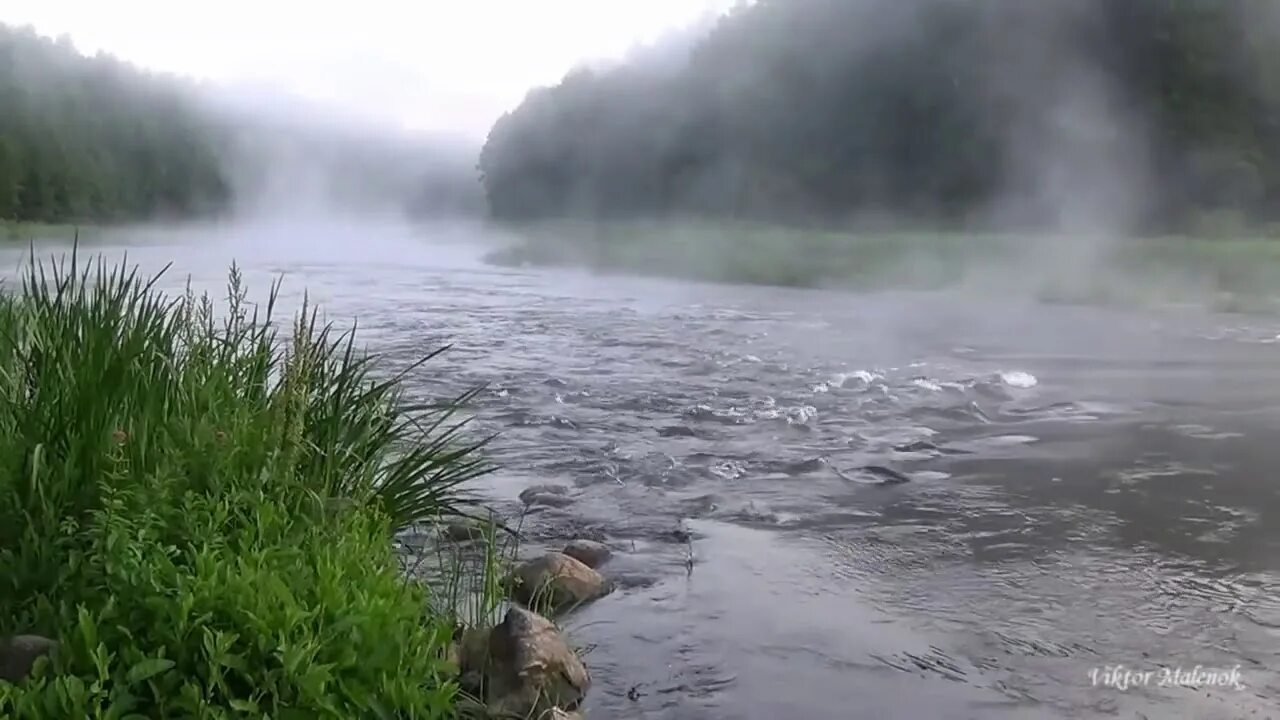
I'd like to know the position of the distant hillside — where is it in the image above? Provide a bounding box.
[480,0,1280,234]
[0,25,230,223]
[0,24,484,225]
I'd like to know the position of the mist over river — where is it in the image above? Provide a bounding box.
[9,221,1279,719]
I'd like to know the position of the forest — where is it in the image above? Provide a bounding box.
[0,25,230,223]
[479,0,1280,235]
[0,24,484,225]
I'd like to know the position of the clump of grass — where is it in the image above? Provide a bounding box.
[0,249,492,717]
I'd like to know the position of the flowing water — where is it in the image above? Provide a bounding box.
[7,220,1280,719]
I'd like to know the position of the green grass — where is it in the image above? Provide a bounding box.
[1,221,91,242]
[488,219,1280,311]
[487,219,1013,289]
[0,250,495,717]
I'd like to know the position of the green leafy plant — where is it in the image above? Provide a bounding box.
[0,249,494,717]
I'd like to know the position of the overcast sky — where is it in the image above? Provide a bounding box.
[2,0,732,139]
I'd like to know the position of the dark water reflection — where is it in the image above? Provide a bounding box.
[6,222,1280,719]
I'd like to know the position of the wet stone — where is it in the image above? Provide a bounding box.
[562,539,612,568]
[0,635,57,683]
[441,520,492,542]
[486,607,590,717]
[658,425,697,438]
[861,465,912,485]
[519,484,572,506]
[510,552,612,614]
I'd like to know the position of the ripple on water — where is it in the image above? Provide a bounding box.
[1170,423,1246,440]
[958,434,1039,453]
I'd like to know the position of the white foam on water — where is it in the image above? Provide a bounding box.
[786,405,818,425]
[710,459,747,480]
[999,371,1039,389]
[982,434,1038,445]
[832,369,884,388]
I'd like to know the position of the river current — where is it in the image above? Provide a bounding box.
[8,220,1279,719]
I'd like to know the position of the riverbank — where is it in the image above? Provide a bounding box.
[1,221,96,242]
[486,219,1280,312]
[0,252,537,716]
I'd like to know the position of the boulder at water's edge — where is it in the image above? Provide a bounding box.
[486,607,590,716]
[510,552,612,613]
[0,635,57,683]
[562,539,612,569]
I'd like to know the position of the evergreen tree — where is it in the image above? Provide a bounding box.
[16,167,46,222]
[0,24,230,223]
[0,139,17,219]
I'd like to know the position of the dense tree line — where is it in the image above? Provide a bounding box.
[0,25,482,225]
[480,0,1280,233]
[0,25,231,223]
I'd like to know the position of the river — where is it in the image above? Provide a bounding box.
[7,219,1279,719]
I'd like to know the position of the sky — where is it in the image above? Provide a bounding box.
[1,0,733,139]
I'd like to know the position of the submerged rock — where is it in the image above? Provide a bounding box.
[519,484,573,507]
[894,440,970,456]
[523,492,576,509]
[0,635,57,683]
[861,465,912,485]
[510,552,612,613]
[658,425,697,438]
[487,607,590,717]
[451,626,494,698]
[783,457,826,475]
[666,526,694,544]
[441,520,488,542]
[562,539,612,569]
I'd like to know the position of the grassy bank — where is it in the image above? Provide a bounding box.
[1,221,92,242]
[485,219,1010,289]
[0,252,492,717]
[487,219,1280,311]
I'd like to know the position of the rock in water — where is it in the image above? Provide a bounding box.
[562,539,612,568]
[861,465,911,485]
[523,492,576,509]
[441,521,487,542]
[487,607,590,717]
[658,425,697,438]
[449,626,493,697]
[519,484,572,507]
[0,635,57,683]
[510,552,612,613]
